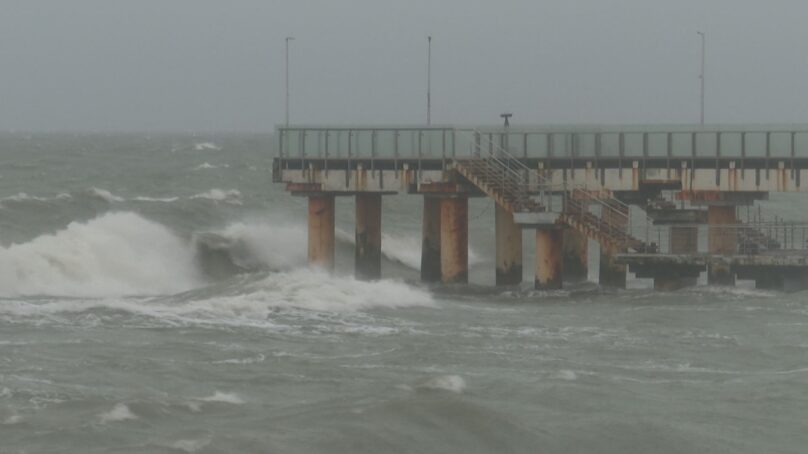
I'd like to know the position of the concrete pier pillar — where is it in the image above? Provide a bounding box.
[535,228,563,290]
[708,206,737,285]
[562,228,588,283]
[599,244,627,289]
[655,225,699,290]
[355,193,382,280]
[308,194,335,270]
[440,196,469,284]
[421,197,442,282]
[495,204,522,286]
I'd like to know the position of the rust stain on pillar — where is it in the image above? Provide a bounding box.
[707,205,736,285]
[308,194,335,270]
[655,226,699,290]
[535,228,563,290]
[420,197,442,282]
[495,204,523,286]
[440,196,468,284]
[562,228,588,283]
[355,193,382,280]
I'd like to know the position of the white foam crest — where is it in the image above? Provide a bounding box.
[193,162,229,171]
[133,196,180,203]
[190,189,242,205]
[0,212,203,297]
[2,415,23,425]
[170,439,211,453]
[197,391,244,405]
[1,192,72,203]
[89,187,125,203]
[416,375,466,393]
[193,142,222,151]
[224,269,434,312]
[99,403,138,423]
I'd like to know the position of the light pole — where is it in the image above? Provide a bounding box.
[427,36,432,125]
[697,31,705,125]
[285,36,295,127]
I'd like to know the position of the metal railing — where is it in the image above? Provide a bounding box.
[640,223,808,255]
[277,125,808,161]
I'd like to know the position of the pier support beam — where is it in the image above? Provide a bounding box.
[421,197,442,283]
[495,204,522,286]
[599,244,627,289]
[708,206,737,285]
[308,194,335,270]
[440,196,468,284]
[355,193,382,280]
[535,228,563,290]
[563,228,588,283]
[654,226,699,290]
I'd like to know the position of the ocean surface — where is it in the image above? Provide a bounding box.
[1,133,807,453]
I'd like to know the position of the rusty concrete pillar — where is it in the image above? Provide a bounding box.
[421,196,442,282]
[440,196,468,284]
[355,193,382,280]
[308,194,335,270]
[562,228,588,283]
[655,225,699,290]
[535,228,563,290]
[495,204,522,286]
[708,205,737,285]
[599,244,627,289]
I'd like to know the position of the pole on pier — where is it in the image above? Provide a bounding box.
[355,193,382,280]
[495,204,522,286]
[535,228,563,290]
[440,196,468,284]
[308,194,335,270]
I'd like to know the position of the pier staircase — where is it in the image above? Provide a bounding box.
[454,132,655,253]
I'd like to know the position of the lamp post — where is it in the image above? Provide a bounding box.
[427,36,432,125]
[697,31,705,125]
[285,36,295,127]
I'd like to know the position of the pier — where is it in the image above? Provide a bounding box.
[272,125,808,292]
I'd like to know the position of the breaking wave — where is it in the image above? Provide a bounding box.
[0,212,203,297]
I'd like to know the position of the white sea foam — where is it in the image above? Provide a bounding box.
[0,192,72,204]
[193,162,229,170]
[2,415,23,425]
[133,196,180,203]
[0,212,203,297]
[99,403,138,423]
[89,187,125,203]
[170,438,211,453]
[197,391,245,405]
[190,189,242,205]
[193,142,222,151]
[417,375,466,393]
[554,370,578,380]
[222,269,435,312]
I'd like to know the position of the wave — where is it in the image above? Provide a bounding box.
[0,212,203,297]
[193,162,229,171]
[88,187,125,203]
[192,222,307,274]
[193,142,222,151]
[190,189,242,205]
[99,403,138,423]
[0,192,71,204]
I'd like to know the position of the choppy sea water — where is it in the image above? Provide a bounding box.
[1,133,807,453]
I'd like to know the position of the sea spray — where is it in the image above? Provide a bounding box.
[0,212,203,297]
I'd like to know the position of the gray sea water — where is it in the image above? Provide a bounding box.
[1,133,807,453]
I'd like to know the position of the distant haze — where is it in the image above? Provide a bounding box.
[1,0,807,132]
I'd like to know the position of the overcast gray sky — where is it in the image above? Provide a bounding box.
[1,0,807,131]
